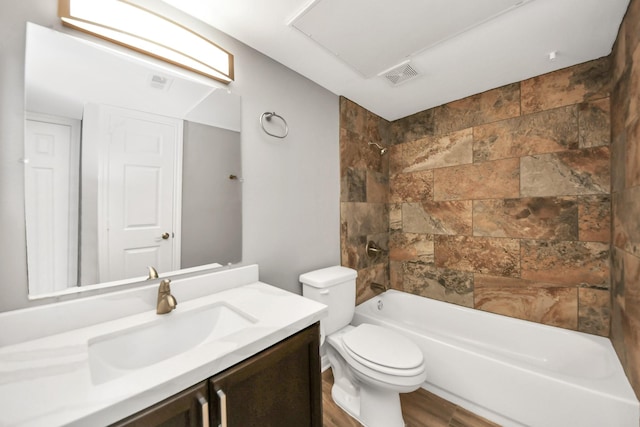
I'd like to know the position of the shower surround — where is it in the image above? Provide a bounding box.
[340,56,612,336]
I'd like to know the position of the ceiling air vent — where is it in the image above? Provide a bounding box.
[381,62,420,86]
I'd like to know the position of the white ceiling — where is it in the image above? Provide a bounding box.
[161,0,630,121]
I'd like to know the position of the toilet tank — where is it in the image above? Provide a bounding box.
[300,266,357,336]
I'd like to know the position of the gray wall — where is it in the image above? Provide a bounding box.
[0,0,340,311]
[181,122,242,268]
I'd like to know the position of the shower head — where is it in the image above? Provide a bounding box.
[368,141,388,155]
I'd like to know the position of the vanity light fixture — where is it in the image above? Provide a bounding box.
[58,0,234,84]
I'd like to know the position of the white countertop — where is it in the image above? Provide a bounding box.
[0,267,326,426]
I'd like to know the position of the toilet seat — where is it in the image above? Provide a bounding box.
[342,324,425,377]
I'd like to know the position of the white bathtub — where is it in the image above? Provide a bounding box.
[352,290,640,427]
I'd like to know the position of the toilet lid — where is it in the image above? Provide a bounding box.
[342,324,424,370]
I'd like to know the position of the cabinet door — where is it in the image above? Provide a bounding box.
[111,381,209,427]
[209,322,322,427]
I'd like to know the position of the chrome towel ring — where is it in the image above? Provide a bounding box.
[260,111,288,139]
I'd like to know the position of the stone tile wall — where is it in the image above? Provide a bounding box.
[340,98,391,304]
[610,0,640,399]
[388,58,611,335]
[341,56,612,335]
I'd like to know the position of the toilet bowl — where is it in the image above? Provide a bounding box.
[326,325,427,427]
[299,266,427,427]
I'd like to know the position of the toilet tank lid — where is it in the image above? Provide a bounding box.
[299,266,357,288]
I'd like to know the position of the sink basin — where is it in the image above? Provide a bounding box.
[88,303,254,384]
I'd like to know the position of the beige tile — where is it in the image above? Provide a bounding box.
[520,147,610,197]
[389,232,435,263]
[434,158,520,201]
[403,201,473,236]
[403,128,473,173]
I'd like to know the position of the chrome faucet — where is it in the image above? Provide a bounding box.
[157,279,177,314]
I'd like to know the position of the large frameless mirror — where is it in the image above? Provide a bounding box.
[24,23,242,297]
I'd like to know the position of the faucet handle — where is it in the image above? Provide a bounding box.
[147,266,159,280]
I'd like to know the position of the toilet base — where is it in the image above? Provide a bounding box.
[331,372,406,427]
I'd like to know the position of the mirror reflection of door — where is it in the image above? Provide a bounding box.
[83,104,182,283]
[24,114,80,294]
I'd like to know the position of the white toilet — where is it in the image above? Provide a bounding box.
[300,266,427,427]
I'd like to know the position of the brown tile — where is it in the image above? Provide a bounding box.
[402,262,474,307]
[621,250,640,396]
[521,240,610,287]
[340,96,389,143]
[520,147,610,197]
[435,235,520,277]
[390,170,433,203]
[390,108,436,144]
[389,260,403,290]
[389,202,403,231]
[433,158,520,201]
[473,106,578,162]
[628,44,640,127]
[389,143,404,175]
[403,201,472,236]
[433,83,521,135]
[474,274,578,329]
[403,128,473,173]
[340,97,367,135]
[341,168,366,202]
[578,194,611,243]
[625,117,640,188]
[610,247,626,367]
[521,57,611,115]
[340,128,384,175]
[341,202,388,238]
[610,133,627,195]
[579,98,611,148]
[355,263,387,305]
[473,197,578,240]
[389,232,434,263]
[366,170,388,203]
[613,186,640,257]
[578,287,611,336]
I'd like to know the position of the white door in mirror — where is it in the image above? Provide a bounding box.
[86,104,183,282]
[24,115,80,293]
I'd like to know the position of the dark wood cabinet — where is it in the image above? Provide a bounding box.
[111,322,321,427]
[209,322,322,427]
[112,381,208,427]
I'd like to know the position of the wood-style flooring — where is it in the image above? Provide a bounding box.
[322,370,501,427]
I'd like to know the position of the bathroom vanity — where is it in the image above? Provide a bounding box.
[0,265,326,426]
[114,323,321,426]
